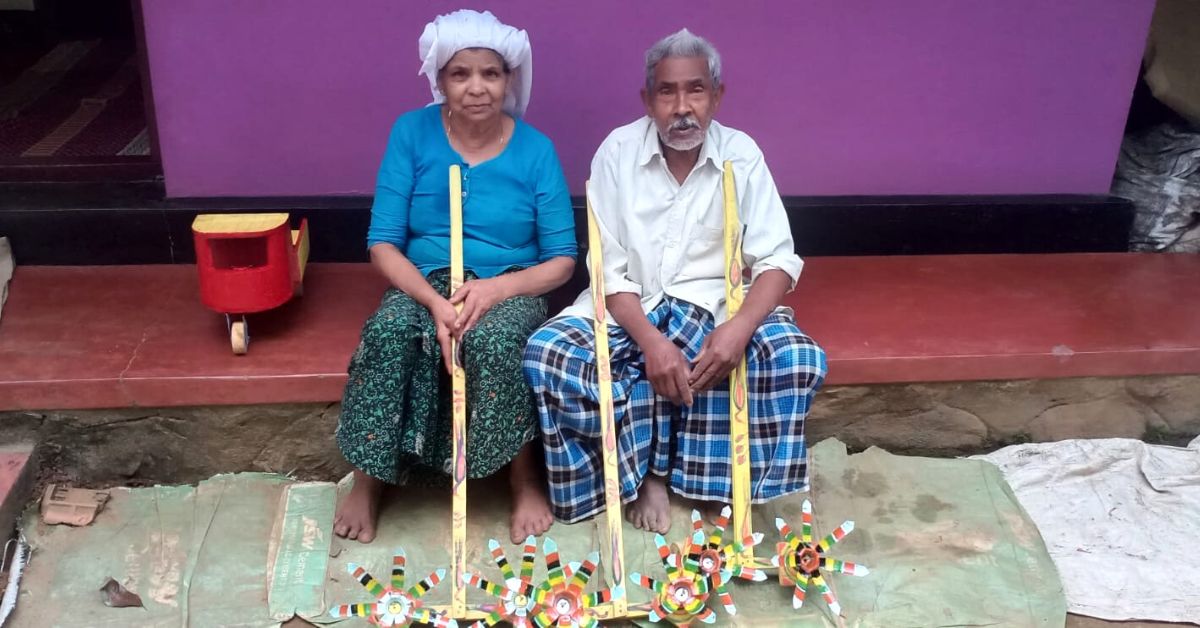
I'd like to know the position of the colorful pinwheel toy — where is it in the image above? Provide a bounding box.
[670,507,767,615]
[772,500,869,616]
[329,548,456,627]
[529,537,618,628]
[462,536,542,628]
[630,526,717,626]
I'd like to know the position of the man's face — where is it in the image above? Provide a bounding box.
[642,56,724,152]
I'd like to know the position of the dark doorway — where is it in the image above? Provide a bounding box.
[0,0,159,181]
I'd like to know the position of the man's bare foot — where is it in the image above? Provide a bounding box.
[626,474,672,534]
[334,470,384,543]
[509,443,554,544]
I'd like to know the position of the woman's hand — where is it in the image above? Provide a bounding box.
[449,276,512,334]
[428,296,461,374]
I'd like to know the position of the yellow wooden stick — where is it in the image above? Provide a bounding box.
[585,183,628,616]
[722,161,755,563]
[448,165,468,616]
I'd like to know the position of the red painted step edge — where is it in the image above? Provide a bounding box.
[0,254,1198,410]
[0,447,36,537]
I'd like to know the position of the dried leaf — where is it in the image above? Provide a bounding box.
[99,577,144,608]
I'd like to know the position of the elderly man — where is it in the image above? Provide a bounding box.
[523,29,826,533]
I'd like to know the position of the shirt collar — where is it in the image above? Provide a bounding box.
[637,117,723,172]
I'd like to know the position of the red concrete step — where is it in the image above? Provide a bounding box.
[0,444,36,538]
[0,254,1198,411]
[791,253,1200,384]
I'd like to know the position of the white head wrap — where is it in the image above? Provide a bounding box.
[418,9,533,117]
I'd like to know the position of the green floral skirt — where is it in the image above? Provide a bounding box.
[337,269,547,485]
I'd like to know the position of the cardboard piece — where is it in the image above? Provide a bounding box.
[12,444,1068,627]
[325,441,1067,628]
[15,474,335,627]
[39,485,110,527]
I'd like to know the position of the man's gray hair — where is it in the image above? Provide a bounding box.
[644,28,722,92]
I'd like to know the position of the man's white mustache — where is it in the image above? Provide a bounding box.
[670,117,700,131]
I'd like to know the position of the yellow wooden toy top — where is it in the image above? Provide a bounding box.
[192,213,289,235]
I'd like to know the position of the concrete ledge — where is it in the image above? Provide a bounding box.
[808,374,1200,455]
[3,374,1196,487]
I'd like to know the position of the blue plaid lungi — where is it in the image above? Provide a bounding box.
[522,297,827,524]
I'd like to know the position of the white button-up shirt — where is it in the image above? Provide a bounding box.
[559,116,803,324]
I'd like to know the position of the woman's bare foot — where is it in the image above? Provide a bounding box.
[510,481,554,544]
[334,470,384,543]
[703,501,729,526]
[626,474,672,534]
[509,443,554,544]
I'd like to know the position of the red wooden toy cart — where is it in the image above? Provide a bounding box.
[192,213,310,354]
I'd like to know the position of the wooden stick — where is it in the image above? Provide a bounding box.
[585,182,628,616]
[448,165,468,616]
[722,161,755,563]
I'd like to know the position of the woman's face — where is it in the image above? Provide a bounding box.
[438,48,509,123]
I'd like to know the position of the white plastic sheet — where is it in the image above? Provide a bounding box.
[977,437,1200,624]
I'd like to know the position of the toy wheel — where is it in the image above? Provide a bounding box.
[230,319,249,355]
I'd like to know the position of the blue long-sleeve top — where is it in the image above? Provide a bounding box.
[366,105,577,277]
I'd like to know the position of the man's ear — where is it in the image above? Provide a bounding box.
[712,83,726,113]
[641,87,653,116]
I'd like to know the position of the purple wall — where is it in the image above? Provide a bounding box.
[140,0,1154,198]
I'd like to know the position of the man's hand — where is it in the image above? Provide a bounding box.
[643,335,694,406]
[689,319,754,393]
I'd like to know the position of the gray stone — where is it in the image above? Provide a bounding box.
[1125,376,1200,433]
[1027,398,1148,442]
[0,404,342,486]
[937,379,1099,440]
[809,375,1200,454]
[251,404,351,479]
[816,403,988,454]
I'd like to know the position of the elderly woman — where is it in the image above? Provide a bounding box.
[334,10,576,545]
